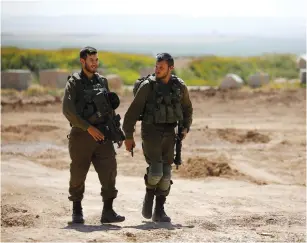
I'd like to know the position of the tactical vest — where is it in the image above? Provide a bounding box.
[68,72,118,125]
[140,75,184,124]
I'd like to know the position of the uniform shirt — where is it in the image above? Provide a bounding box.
[123,77,193,139]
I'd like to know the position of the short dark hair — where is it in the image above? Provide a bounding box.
[156,53,174,67]
[80,46,97,59]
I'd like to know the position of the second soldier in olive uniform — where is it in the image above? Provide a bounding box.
[62,46,125,224]
[123,53,193,222]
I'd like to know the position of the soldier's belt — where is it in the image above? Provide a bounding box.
[153,122,177,128]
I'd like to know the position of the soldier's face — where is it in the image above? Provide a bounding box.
[81,54,99,73]
[155,60,173,79]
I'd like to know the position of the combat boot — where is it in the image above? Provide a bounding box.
[152,195,171,222]
[72,201,84,224]
[100,198,125,223]
[142,188,155,219]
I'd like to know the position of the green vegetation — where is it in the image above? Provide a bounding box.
[105,68,141,85]
[187,54,299,86]
[1,47,301,86]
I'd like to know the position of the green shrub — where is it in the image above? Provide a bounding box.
[188,54,298,84]
[1,48,299,87]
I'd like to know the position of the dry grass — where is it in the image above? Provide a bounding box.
[1,84,64,98]
[240,79,303,92]
[1,88,20,97]
[22,84,64,97]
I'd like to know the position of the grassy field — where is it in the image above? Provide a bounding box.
[1,47,302,86]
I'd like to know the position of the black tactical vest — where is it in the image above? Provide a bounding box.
[69,72,116,125]
[141,75,184,124]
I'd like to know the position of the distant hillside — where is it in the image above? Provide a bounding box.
[1,47,301,86]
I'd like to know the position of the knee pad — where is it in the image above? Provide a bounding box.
[157,176,171,191]
[156,180,173,196]
[147,175,162,186]
[144,174,160,189]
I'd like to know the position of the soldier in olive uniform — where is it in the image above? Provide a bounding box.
[123,53,193,222]
[62,46,125,224]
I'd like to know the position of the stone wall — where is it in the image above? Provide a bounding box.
[39,69,70,88]
[1,69,32,90]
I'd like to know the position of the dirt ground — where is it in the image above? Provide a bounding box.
[1,87,306,242]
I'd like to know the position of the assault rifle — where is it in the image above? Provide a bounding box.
[95,113,125,147]
[86,89,125,147]
[174,124,184,169]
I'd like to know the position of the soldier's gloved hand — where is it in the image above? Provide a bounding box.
[182,128,188,140]
[124,139,135,153]
[87,125,105,142]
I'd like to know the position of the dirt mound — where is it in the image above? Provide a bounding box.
[1,95,62,113]
[1,204,38,227]
[217,129,270,144]
[32,153,70,170]
[190,88,306,104]
[2,124,59,134]
[265,89,306,104]
[177,155,266,185]
[2,149,70,170]
[187,219,219,231]
[1,124,63,143]
[177,155,239,178]
[191,88,257,100]
[1,94,61,106]
[1,143,70,170]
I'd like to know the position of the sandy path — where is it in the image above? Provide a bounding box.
[1,88,306,242]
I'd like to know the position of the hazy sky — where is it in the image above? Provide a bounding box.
[1,0,306,37]
[2,0,307,17]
